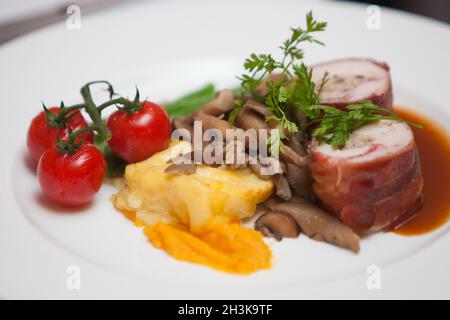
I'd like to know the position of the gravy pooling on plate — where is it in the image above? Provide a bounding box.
[393,108,450,235]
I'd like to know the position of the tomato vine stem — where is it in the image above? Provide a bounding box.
[80,81,113,141]
[57,125,99,154]
[53,104,85,123]
[44,80,143,154]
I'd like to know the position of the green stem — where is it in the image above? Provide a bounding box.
[97,97,131,112]
[68,125,99,144]
[80,82,111,141]
[54,104,85,122]
[57,125,99,154]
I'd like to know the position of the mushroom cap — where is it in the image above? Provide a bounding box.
[255,210,300,241]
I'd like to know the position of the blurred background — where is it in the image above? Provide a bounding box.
[0,0,449,45]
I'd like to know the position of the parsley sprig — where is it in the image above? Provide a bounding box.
[238,11,326,97]
[231,11,420,149]
[230,11,327,146]
[309,101,421,148]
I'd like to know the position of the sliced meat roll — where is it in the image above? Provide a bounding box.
[311,58,393,110]
[309,120,423,234]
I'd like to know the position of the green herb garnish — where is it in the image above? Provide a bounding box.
[310,101,422,148]
[232,11,327,148]
[233,11,419,149]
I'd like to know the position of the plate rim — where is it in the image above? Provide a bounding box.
[1,0,449,299]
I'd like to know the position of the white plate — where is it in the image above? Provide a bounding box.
[1,0,449,299]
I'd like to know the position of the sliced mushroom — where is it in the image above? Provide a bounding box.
[202,142,225,167]
[194,111,233,137]
[255,203,270,216]
[279,161,287,173]
[233,108,266,148]
[200,89,235,116]
[285,163,315,202]
[274,174,292,201]
[175,113,194,124]
[280,145,308,167]
[244,100,273,117]
[248,157,282,180]
[172,118,193,131]
[281,134,314,200]
[287,105,308,144]
[255,210,300,241]
[287,133,307,156]
[223,139,248,169]
[226,152,248,170]
[164,163,197,175]
[172,118,194,143]
[235,107,268,131]
[264,197,360,253]
[243,100,286,135]
[249,162,272,180]
[241,203,270,225]
[168,150,202,165]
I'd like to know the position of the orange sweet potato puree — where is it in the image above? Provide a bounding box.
[143,221,272,274]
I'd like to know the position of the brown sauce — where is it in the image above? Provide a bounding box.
[394,107,450,236]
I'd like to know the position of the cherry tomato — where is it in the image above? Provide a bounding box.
[37,144,106,207]
[106,101,171,163]
[27,107,94,165]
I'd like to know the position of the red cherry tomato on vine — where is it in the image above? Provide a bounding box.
[27,107,94,165]
[106,101,171,163]
[37,144,106,207]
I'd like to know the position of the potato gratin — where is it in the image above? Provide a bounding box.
[112,141,274,274]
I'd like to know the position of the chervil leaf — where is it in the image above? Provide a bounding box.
[310,101,420,148]
[230,11,327,144]
[228,11,418,150]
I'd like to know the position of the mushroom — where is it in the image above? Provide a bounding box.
[255,210,300,241]
[274,174,292,201]
[168,150,200,164]
[277,133,314,200]
[194,111,232,138]
[235,107,268,131]
[233,107,268,149]
[280,145,308,167]
[285,163,315,202]
[287,105,308,144]
[248,157,282,180]
[226,152,248,170]
[264,197,360,253]
[223,139,248,169]
[241,203,270,225]
[164,163,197,175]
[173,118,193,131]
[172,118,194,143]
[287,133,307,156]
[243,99,289,136]
[200,89,235,116]
[255,203,270,216]
[249,162,272,180]
[244,100,273,117]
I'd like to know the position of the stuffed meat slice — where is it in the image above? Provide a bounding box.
[309,120,423,234]
[311,58,393,110]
